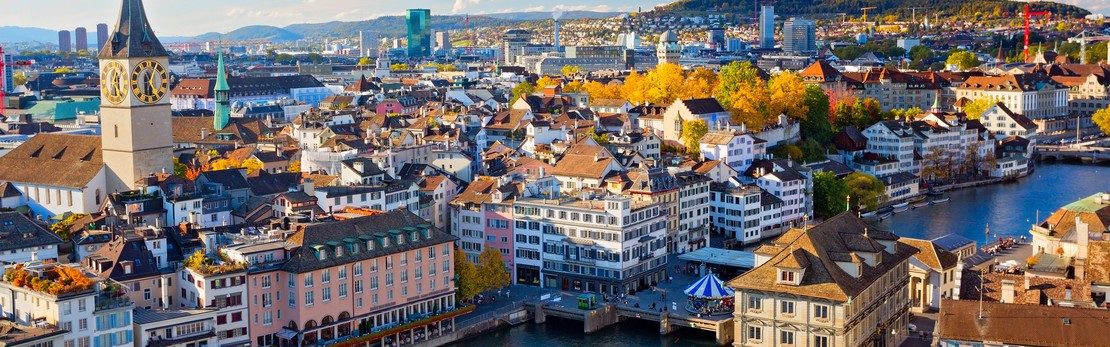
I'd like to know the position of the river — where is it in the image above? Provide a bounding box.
[451,162,1106,347]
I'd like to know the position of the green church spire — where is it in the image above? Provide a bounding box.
[214,50,230,130]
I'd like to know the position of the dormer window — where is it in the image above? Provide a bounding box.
[778,270,797,284]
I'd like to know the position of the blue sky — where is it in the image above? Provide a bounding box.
[3,0,1107,37]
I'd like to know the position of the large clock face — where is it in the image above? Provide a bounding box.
[100,61,127,105]
[130,59,169,104]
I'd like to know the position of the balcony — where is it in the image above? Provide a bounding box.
[146,330,215,347]
[94,293,133,312]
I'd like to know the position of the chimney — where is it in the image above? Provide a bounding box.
[201,128,208,139]
[1065,285,1073,300]
[1000,279,1015,303]
[303,177,315,197]
[1024,276,1031,290]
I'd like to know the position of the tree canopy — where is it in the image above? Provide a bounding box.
[454,247,481,301]
[681,119,709,156]
[813,171,849,218]
[476,247,510,293]
[1094,106,1110,135]
[843,172,888,211]
[946,50,981,70]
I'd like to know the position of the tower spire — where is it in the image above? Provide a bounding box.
[214,46,230,130]
[99,0,168,58]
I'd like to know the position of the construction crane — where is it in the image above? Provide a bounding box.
[860,7,877,22]
[1023,4,1051,61]
[1067,31,1110,64]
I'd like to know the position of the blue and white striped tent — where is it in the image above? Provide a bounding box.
[684,273,734,299]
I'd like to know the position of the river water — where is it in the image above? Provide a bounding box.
[452,162,1106,347]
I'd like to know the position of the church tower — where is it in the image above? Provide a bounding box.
[98,0,173,192]
[213,51,230,130]
[656,31,680,66]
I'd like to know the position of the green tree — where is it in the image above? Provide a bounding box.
[909,45,934,62]
[681,119,709,156]
[843,172,887,211]
[511,81,535,102]
[813,171,849,218]
[49,213,87,241]
[561,65,582,77]
[1093,107,1110,135]
[587,127,609,145]
[946,50,981,70]
[12,72,27,87]
[714,61,763,110]
[771,144,804,160]
[476,247,510,292]
[962,98,996,120]
[833,46,865,61]
[453,247,481,301]
[801,85,834,144]
[273,54,295,65]
[173,158,188,177]
[306,53,323,64]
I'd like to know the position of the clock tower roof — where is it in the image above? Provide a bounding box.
[98,0,169,59]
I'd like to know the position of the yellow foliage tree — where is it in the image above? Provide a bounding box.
[622,70,648,104]
[682,67,718,99]
[535,76,559,90]
[563,80,586,93]
[963,97,997,120]
[242,158,264,175]
[643,63,687,104]
[727,80,772,129]
[288,160,302,173]
[767,72,809,120]
[583,81,623,100]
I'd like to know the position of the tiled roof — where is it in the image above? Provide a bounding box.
[551,145,617,179]
[0,133,103,188]
[901,238,958,270]
[1086,240,1110,285]
[675,98,726,115]
[84,235,162,282]
[939,299,1110,347]
[959,271,1090,304]
[0,212,63,253]
[726,213,917,302]
[281,209,457,273]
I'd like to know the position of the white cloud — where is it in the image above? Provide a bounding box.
[452,0,482,13]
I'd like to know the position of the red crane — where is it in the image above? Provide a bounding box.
[1024,4,1050,61]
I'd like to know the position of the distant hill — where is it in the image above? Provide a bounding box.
[193,25,303,42]
[482,11,625,21]
[283,15,521,40]
[663,0,1090,19]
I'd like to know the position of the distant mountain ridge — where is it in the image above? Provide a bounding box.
[662,0,1090,19]
[0,11,626,44]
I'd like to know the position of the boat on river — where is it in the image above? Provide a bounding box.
[912,202,931,209]
[893,205,910,214]
[892,202,910,208]
[861,211,878,218]
[932,196,950,203]
[878,212,893,220]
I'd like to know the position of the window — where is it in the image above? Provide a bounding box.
[780,331,795,345]
[263,311,273,326]
[338,266,347,280]
[305,291,314,306]
[304,274,314,287]
[322,269,331,283]
[814,305,829,320]
[370,277,379,290]
[339,284,348,298]
[747,296,762,311]
[779,270,796,283]
[322,287,331,302]
[354,280,363,294]
[814,335,829,347]
[354,263,362,276]
[780,301,795,315]
[747,326,762,341]
[261,276,272,288]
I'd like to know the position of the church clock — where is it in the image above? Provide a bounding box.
[100,61,127,105]
[130,59,169,104]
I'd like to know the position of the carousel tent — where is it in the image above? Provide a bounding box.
[684,273,734,298]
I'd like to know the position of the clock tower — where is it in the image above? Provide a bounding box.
[98,0,173,192]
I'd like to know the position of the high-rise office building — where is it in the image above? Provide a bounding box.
[58,30,72,52]
[75,27,88,52]
[782,18,816,54]
[359,30,378,57]
[707,28,725,50]
[435,31,451,53]
[96,23,109,50]
[503,29,532,65]
[406,9,431,57]
[2,53,13,93]
[759,6,775,50]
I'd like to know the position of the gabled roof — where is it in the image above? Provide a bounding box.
[85,235,161,281]
[901,238,958,270]
[281,209,457,273]
[0,212,63,253]
[199,168,250,190]
[988,103,1037,130]
[674,98,726,115]
[727,213,917,302]
[0,133,103,188]
[938,299,1110,347]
